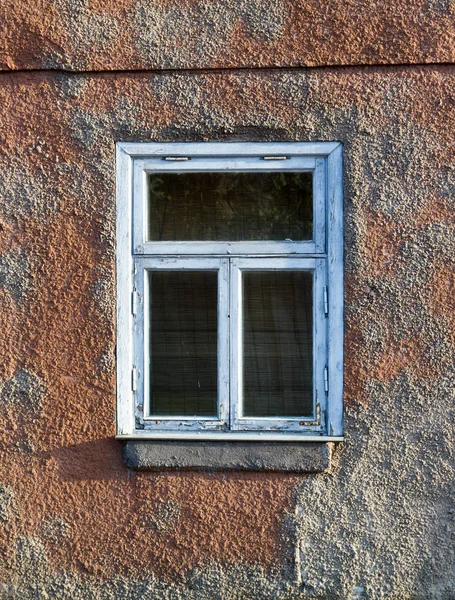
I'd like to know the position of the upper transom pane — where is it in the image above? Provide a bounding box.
[147,172,313,242]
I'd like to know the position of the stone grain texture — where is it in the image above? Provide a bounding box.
[1,0,455,71]
[0,66,454,598]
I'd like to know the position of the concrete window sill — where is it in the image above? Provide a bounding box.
[124,441,334,473]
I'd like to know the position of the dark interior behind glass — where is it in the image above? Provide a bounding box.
[148,171,313,242]
[149,271,218,417]
[242,271,313,417]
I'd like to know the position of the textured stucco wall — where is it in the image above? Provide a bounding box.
[1,0,455,595]
[0,66,454,599]
[1,0,455,70]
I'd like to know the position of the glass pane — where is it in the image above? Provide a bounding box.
[148,172,313,242]
[242,271,313,417]
[149,271,218,417]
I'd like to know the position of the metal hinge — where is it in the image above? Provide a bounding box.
[132,290,138,316]
[324,366,329,394]
[132,367,137,392]
[324,286,329,316]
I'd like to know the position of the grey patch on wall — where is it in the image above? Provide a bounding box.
[272,74,309,111]
[132,1,288,67]
[98,347,115,376]
[55,74,89,99]
[112,97,163,147]
[70,96,154,153]
[71,12,119,53]
[427,0,454,12]
[0,370,46,413]
[6,536,305,599]
[139,500,180,533]
[0,162,59,223]
[360,317,388,364]
[0,247,32,301]
[293,377,455,600]
[69,110,111,151]
[68,108,121,167]
[40,50,73,71]
[241,0,288,41]
[41,517,72,541]
[91,271,115,323]
[0,483,15,523]
[434,165,455,200]
[148,73,292,136]
[132,3,232,67]
[43,0,120,70]
[355,125,442,219]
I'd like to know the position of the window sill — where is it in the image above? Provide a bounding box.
[123,440,339,473]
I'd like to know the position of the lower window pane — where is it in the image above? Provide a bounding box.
[149,271,218,416]
[242,271,313,417]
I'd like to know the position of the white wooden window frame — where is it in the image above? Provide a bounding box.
[135,257,230,432]
[230,258,327,433]
[116,142,344,442]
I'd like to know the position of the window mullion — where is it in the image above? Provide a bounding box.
[218,259,230,428]
[229,259,242,430]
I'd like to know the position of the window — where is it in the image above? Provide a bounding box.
[116,142,343,441]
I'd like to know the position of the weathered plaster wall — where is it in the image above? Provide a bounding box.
[0,66,454,598]
[1,0,455,70]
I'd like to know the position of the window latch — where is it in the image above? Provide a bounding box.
[261,156,289,160]
[163,156,190,161]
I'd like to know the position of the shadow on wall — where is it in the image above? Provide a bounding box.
[45,437,125,482]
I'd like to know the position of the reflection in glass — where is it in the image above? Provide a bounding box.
[242,271,313,417]
[148,172,313,242]
[149,271,218,416]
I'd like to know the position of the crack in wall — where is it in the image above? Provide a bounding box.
[0,60,455,78]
